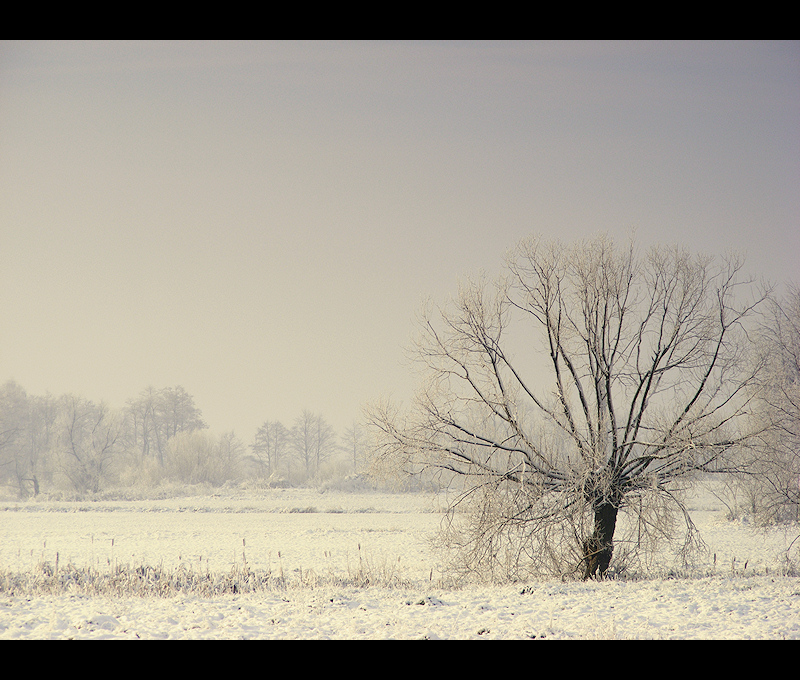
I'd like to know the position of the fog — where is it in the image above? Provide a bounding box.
[1,40,798,447]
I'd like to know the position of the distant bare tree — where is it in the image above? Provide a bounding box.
[57,395,122,494]
[369,234,769,581]
[163,429,242,487]
[736,283,800,525]
[313,413,337,475]
[161,386,207,439]
[250,420,289,479]
[125,386,159,462]
[342,420,365,472]
[218,431,245,482]
[0,380,31,497]
[124,386,206,465]
[290,410,336,481]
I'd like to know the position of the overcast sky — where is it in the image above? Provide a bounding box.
[1,40,798,444]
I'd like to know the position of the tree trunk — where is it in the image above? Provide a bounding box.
[582,500,619,580]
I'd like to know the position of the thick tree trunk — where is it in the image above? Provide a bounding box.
[582,500,619,580]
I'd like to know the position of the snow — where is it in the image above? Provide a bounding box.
[1,484,798,639]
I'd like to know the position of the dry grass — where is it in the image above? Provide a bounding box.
[0,546,418,598]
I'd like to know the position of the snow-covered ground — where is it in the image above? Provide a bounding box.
[1,483,798,639]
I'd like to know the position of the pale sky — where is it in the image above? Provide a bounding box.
[1,40,798,444]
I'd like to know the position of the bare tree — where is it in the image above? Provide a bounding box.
[342,420,365,472]
[124,386,206,466]
[0,380,31,497]
[736,283,800,525]
[250,420,289,479]
[163,430,242,487]
[368,234,769,581]
[24,393,58,495]
[218,431,245,483]
[161,386,207,439]
[290,410,337,482]
[57,395,122,494]
[290,410,316,479]
[124,386,160,461]
[314,413,337,475]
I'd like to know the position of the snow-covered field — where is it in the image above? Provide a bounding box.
[1,483,798,639]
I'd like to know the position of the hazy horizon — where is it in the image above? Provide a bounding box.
[1,40,798,444]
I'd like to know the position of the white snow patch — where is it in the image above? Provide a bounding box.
[1,485,798,639]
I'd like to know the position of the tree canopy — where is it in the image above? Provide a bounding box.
[369,233,771,581]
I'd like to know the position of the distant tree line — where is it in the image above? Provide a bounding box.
[249,412,367,486]
[0,383,366,498]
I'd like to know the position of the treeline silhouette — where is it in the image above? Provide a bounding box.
[0,380,367,499]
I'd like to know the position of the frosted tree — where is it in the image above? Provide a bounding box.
[57,395,123,494]
[124,386,206,465]
[369,234,769,581]
[0,380,31,497]
[342,420,365,472]
[163,430,243,487]
[290,410,336,481]
[250,420,289,478]
[738,283,800,525]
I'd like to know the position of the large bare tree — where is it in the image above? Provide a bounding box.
[369,234,769,581]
